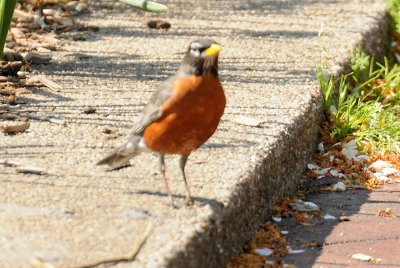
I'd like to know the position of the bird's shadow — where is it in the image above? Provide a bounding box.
[128,189,224,209]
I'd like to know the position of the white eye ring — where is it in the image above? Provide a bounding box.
[190,48,201,57]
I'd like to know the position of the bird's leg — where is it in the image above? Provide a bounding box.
[179,153,193,205]
[159,154,175,208]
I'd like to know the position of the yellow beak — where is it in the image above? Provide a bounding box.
[204,43,221,57]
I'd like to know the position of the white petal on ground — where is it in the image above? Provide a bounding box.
[323,213,337,220]
[370,160,391,171]
[351,253,373,261]
[374,173,390,182]
[272,216,282,222]
[338,172,345,178]
[329,105,338,115]
[341,139,358,160]
[382,167,398,176]
[308,163,320,170]
[287,247,306,254]
[315,167,331,175]
[333,181,346,191]
[281,230,289,235]
[318,142,324,152]
[255,248,273,257]
[329,155,335,162]
[355,155,370,162]
[290,200,320,212]
[330,169,339,177]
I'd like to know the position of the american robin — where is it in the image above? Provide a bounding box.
[97,39,226,207]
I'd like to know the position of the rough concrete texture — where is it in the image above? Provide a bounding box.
[0,0,388,267]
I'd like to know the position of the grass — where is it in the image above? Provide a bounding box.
[318,46,400,153]
[0,0,17,59]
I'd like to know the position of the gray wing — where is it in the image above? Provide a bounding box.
[97,77,176,169]
[129,76,175,135]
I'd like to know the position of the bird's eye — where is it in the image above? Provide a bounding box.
[190,47,201,57]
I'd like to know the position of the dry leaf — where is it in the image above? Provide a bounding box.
[377,208,394,218]
[16,165,46,175]
[232,115,265,127]
[0,121,30,134]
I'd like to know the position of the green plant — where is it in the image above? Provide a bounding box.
[350,47,372,86]
[0,0,17,60]
[388,0,400,33]
[318,46,400,153]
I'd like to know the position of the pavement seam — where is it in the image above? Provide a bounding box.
[324,235,400,246]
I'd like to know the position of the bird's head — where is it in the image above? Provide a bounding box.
[180,39,221,77]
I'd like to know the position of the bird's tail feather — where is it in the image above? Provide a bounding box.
[97,135,142,170]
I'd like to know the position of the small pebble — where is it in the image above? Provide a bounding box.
[333,181,346,191]
[370,160,391,171]
[323,213,337,220]
[83,106,96,114]
[272,216,281,222]
[255,248,273,257]
[317,142,324,152]
[351,253,372,261]
[307,163,319,170]
[382,167,398,176]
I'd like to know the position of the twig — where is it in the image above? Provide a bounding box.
[76,222,153,268]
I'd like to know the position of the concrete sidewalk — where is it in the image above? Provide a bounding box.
[0,0,388,267]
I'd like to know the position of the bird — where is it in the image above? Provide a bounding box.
[97,39,226,207]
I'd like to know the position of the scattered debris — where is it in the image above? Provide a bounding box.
[255,248,273,257]
[377,208,394,218]
[341,139,358,160]
[351,253,373,262]
[272,216,281,222]
[103,128,112,134]
[0,159,21,167]
[381,167,398,176]
[355,155,370,162]
[232,115,265,127]
[0,121,30,134]
[373,171,391,182]
[333,181,346,191]
[287,247,305,254]
[339,215,351,221]
[83,106,96,114]
[317,142,324,152]
[76,221,153,268]
[22,52,52,64]
[27,75,63,92]
[281,230,289,235]
[370,160,391,171]
[315,167,331,175]
[290,200,320,212]
[307,163,319,170]
[16,165,46,175]
[146,19,171,30]
[323,213,337,220]
[301,241,321,248]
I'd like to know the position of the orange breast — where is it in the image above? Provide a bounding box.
[143,76,226,155]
